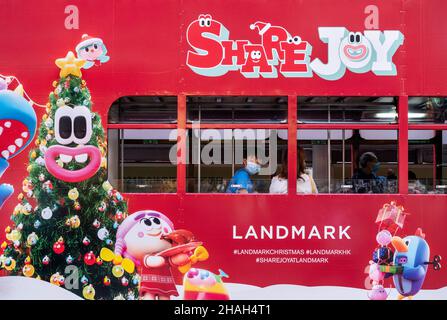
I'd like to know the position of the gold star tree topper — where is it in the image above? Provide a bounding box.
[55,51,86,78]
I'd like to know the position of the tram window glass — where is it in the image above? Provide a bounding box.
[408,130,447,194]
[297,96,398,123]
[408,97,447,124]
[107,129,177,193]
[294,129,398,194]
[187,96,288,123]
[108,96,177,123]
[186,129,287,193]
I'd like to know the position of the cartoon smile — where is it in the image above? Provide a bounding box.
[0,120,30,160]
[44,145,101,183]
[343,44,367,60]
[147,231,162,237]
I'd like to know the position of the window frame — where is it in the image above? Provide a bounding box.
[184,95,290,194]
[107,94,447,196]
[107,96,179,195]
[407,95,447,195]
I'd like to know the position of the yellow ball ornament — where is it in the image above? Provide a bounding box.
[23,264,35,277]
[102,181,113,192]
[68,188,79,201]
[112,265,124,278]
[4,258,16,271]
[70,215,81,228]
[82,284,95,300]
[9,230,21,241]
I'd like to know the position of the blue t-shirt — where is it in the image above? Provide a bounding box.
[226,168,254,193]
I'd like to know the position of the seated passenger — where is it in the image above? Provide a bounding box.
[226,155,260,194]
[408,170,426,194]
[269,148,318,194]
[351,152,386,193]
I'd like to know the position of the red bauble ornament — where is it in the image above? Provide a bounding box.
[84,251,96,266]
[53,238,65,254]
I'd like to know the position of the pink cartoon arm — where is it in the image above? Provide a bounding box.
[144,254,166,268]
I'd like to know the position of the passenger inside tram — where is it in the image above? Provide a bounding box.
[351,152,387,193]
[226,154,261,194]
[269,148,318,194]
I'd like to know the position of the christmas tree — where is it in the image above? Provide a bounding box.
[0,52,139,300]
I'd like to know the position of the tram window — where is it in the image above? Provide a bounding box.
[291,129,398,194]
[408,97,447,124]
[187,96,288,123]
[186,129,287,193]
[408,130,447,194]
[108,96,177,123]
[107,129,177,193]
[297,96,398,123]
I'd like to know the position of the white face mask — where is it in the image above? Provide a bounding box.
[246,161,261,175]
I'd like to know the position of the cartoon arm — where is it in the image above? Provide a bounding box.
[0,158,14,209]
[144,254,166,268]
[99,55,110,63]
[402,265,426,281]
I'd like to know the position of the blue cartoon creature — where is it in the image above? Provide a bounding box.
[75,34,110,69]
[389,228,442,299]
[0,87,37,209]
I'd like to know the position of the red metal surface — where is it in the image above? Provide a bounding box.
[398,96,409,194]
[0,0,446,291]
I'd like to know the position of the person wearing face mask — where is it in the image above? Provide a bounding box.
[351,152,386,193]
[226,154,261,194]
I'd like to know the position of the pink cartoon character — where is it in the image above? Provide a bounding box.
[115,210,205,300]
[75,34,110,69]
[367,284,390,300]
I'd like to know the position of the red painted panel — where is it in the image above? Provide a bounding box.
[0,0,446,292]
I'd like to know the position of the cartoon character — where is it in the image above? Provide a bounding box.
[75,34,110,69]
[390,228,441,299]
[368,262,385,285]
[339,31,372,72]
[0,88,37,209]
[114,210,206,300]
[44,105,101,182]
[367,284,390,300]
[183,268,230,300]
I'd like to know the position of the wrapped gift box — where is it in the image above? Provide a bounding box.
[375,201,409,233]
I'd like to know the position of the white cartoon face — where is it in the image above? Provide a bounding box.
[340,32,371,62]
[124,216,172,260]
[249,50,262,64]
[197,14,213,28]
[287,35,302,45]
[78,42,104,62]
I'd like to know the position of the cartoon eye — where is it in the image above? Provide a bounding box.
[55,106,75,145]
[93,44,98,49]
[204,18,211,27]
[405,240,410,246]
[84,47,89,52]
[59,116,72,140]
[198,18,205,27]
[293,36,301,44]
[140,218,152,227]
[151,217,161,225]
[287,37,293,44]
[349,32,355,44]
[74,116,87,140]
[355,32,362,43]
[72,106,93,145]
[250,51,257,59]
[54,106,93,145]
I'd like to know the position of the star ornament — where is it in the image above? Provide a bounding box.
[55,51,86,78]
